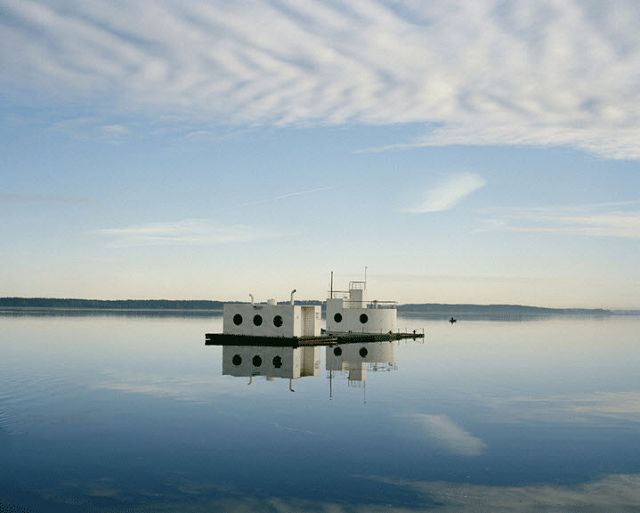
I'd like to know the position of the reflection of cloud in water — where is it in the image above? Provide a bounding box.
[94,374,247,403]
[501,391,640,423]
[31,474,640,513]
[411,414,486,456]
[372,474,640,513]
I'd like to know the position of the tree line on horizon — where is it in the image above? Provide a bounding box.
[0,297,611,315]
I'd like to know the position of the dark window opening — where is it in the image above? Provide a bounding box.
[233,314,243,325]
[334,313,343,323]
[359,313,368,324]
[232,355,242,366]
[253,314,263,326]
[272,356,283,368]
[273,315,283,327]
[359,347,368,358]
[252,355,262,367]
[333,347,342,356]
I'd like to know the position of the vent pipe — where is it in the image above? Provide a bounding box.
[249,294,254,304]
[290,289,297,305]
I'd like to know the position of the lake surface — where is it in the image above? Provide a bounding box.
[1,312,639,512]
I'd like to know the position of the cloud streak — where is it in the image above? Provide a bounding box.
[98,219,278,247]
[2,1,640,158]
[405,173,486,213]
[480,201,640,239]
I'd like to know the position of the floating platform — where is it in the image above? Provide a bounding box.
[205,331,423,347]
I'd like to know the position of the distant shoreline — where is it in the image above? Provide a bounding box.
[1,297,636,317]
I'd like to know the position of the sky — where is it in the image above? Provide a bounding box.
[1,0,639,308]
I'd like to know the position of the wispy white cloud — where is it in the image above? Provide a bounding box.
[479,201,640,239]
[369,474,640,513]
[2,1,640,158]
[0,191,87,204]
[232,186,334,210]
[98,219,277,247]
[497,391,640,423]
[404,173,486,213]
[410,414,486,456]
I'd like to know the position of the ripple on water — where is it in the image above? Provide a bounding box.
[0,374,76,434]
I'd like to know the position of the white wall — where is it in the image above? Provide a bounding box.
[325,301,397,334]
[223,303,299,337]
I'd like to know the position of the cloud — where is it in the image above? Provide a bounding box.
[35,473,640,512]
[0,191,87,204]
[97,219,277,247]
[404,173,486,213]
[2,1,640,158]
[497,391,640,423]
[231,186,334,211]
[371,473,640,513]
[480,201,640,239]
[410,414,486,456]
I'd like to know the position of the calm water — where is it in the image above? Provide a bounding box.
[1,313,639,512]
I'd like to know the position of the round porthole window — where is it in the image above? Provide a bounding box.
[253,314,263,326]
[359,313,368,324]
[232,355,242,366]
[272,356,282,368]
[333,347,342,356]
[334,313,343,323]
[233,314,243,325]
[359,347,368,358]
[252,355,262,367]
[273,315,283,327]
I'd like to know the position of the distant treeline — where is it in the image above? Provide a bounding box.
[0,297,226,310]
[0,297,612,316]
[399,303,611,316]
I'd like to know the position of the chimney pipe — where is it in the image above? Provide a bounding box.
[290,289,297,305]
[249,294,254,304]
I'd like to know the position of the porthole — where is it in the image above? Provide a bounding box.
[333,347,342,356]
[359,347,368,358]
[253,314,263,326]
[233,314,243,325]
[273,315,283,327]
[232,354,242,366]
[252,355,262,367]
[359,313,368,324]
[334,313,343,323]
[272,355,283,368]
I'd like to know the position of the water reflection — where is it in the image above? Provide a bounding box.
[2,314,640,512]
[223,346,320,390]
[326,341,397,383]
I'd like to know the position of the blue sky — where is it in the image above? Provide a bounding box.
[1,0,639,308]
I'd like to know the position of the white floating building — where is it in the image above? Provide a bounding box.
[325,280,397,335]
[206,273,420,346]
[222,291,321,339]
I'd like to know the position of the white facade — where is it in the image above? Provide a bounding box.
[326,341,397,382]
[223,345,320,379]
[223,302,321,338]
[325,281,397,334]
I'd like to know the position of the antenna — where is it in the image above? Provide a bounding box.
[330,271,334,298]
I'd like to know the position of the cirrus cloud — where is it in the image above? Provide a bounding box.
[404,173,486,213]
[2,0,640,159]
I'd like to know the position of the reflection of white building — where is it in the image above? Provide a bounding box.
[223,345,320,380]
[326,281,397,335]
[222,293,321,338]
[325,341,397,382]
